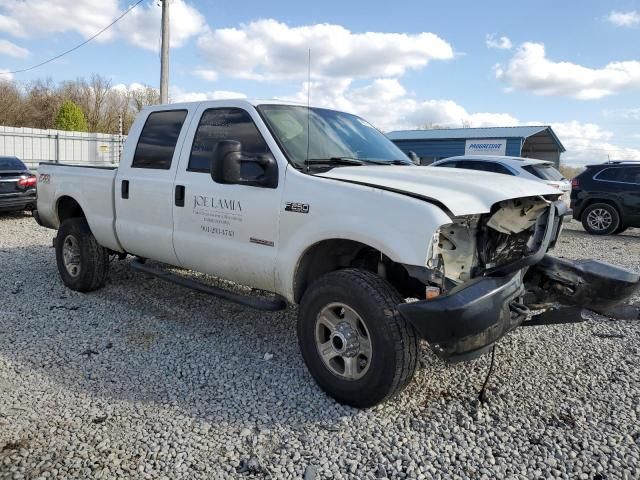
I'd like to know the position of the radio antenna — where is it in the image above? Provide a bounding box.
[305,48,311,173]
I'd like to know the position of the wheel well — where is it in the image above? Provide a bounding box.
[57,196,86,224]
[293,239,418,303]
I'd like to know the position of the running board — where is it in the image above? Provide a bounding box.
[130,259,287,312]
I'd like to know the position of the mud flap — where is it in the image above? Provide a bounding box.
[525,254,640,316]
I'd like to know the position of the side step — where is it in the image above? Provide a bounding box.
[130,259,287,312]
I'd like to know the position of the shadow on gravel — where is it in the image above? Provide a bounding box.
[0,244,390,428]
[0,210,32,220]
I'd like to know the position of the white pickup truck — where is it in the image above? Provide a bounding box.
[35,100,639,407]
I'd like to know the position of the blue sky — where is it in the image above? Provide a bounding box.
[1,0,639,165]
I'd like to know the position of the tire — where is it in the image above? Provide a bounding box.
[297,268,419,408]
[613,224,628,235]
[581,203,620,235]
[55,218,109,292]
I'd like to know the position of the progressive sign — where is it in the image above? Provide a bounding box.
[464,139,506,156]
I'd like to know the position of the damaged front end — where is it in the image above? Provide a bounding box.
[398,195,639,362]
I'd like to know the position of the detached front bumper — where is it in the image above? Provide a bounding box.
[397,198,639,363]
[398,272,528,362]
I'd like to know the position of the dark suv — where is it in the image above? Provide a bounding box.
[571,162,640,235]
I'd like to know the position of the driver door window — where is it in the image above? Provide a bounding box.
[188,108,271,180]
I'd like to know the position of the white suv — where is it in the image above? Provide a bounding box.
[431,155,571,205]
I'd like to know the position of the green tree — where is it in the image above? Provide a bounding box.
[54,100,87,131]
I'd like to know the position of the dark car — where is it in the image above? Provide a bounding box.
[0,156,37,213]
[571,161,640,235]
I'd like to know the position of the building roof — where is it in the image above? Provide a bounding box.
[386,126,566,152]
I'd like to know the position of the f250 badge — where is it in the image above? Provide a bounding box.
[285,202,310,214]
[39,173,51,184]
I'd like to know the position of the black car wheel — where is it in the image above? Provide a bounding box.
[297,268,419,408]
[581,203,620,235]
[613,224,628,235]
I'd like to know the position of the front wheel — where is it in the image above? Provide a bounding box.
[581,203,620,235]
[297,269,419,408]
[55,218,109,292]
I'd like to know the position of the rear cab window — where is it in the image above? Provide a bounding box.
[132,110,188,169]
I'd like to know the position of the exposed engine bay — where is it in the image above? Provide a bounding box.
[429,196,557,286]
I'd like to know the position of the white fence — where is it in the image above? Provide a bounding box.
[0,126,124,170]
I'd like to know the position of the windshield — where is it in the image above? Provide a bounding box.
[258,105,411,169]
[523,164,565,181]
[0,156,26,171]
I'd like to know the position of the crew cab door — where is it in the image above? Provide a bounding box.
[171,105,283,291]
[115,108,193,265]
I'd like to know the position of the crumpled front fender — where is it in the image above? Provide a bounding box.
[525,254,640,314]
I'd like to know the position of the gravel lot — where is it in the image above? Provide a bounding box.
[1,213,639,480]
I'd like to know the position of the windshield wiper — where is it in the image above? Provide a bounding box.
[305,157,365,166]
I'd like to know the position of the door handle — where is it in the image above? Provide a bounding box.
[175,185,185,207]
[121,180,129,199]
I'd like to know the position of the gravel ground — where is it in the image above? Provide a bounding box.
[0,212,639,480]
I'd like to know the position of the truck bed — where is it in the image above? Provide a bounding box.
[35,162,122,252]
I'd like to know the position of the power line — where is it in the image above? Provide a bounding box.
[6,0,146,75]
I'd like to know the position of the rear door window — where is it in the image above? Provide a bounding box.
[132,110,188,170]
[595,167,640,183]
[457,160,513,175]
[435,161,458,168]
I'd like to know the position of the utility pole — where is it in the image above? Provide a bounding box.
[159,0,170,104]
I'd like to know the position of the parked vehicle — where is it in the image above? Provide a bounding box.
[0,156,37,213]
[571,161,640,235]
[430,155,571,205]
[33,100,639,407]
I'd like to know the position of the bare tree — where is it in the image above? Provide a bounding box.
[0,81,23,126]
[0,74,160,134]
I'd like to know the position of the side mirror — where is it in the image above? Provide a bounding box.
[211,140,242,184]
[210,140,279,188]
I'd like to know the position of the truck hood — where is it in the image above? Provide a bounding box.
[318,166,560,216]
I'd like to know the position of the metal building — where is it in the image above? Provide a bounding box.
[387,126,566,167]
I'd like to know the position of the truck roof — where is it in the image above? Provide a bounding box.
[142,98,316,111]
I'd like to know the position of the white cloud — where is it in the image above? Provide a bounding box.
[486,34,512,50]
[552,121,640,165]
[0,39,29,58]
[496,42,640,99]
[604,107,640,120]
[0,69,14,80]
[0,0,205,51]
[170,87,247,103]
[607,10,640,27]
[280,78,638,165]
[0,0,119,39]
[117,0,206,51]
[194,68,218,82]
[197,19,454,81]
[0,14,26,37]
[281,77,518,132]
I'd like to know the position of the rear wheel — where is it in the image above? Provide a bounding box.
[297,268,419,408]
[581,203,620,235]
[55,218,109,292]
